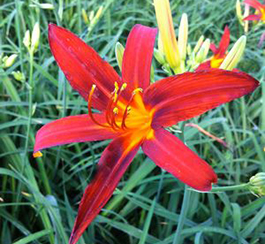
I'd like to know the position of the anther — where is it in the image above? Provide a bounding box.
[113,107,119,114]
[121,83,127,91]
[132,87,143,95]
[114,81,119,91]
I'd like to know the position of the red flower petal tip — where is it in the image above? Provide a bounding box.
[48,23,60,37]
[201,173,218,192]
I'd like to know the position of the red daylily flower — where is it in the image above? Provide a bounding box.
[33,24,259,244]
[244,0,265,21]
[197,26,230,70]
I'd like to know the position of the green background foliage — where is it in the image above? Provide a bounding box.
[0,0,264,243]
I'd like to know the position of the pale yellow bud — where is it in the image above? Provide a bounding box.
[95,6,103,20]
[219,35,246,70]
[82,9,89,24]
[193,35,204,54]
[12,71,25,81]
[89,11,95,22]
[3,54,18,68]
[154,48,166,65]
[195,38,210,63]
[115,42,125,72]
[31,22,40,52]
[23,30,31,49]
[178,13,188,61]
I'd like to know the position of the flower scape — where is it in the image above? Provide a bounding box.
[33,24,259,244]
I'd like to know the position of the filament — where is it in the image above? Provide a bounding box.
[87,85,109,128]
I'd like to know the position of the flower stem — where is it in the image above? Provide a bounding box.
[210,183,249,193]
[23,51,34,160]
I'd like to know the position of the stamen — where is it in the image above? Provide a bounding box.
[109,106,120,130]
[88,84,109,128]
[121,88,143,130]
[107,82,127,129]
[105,85,118,124]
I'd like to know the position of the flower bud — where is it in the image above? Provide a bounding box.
[23,30,31,50]
[249,172,265,197]
[178,13,188,61]
[12,71,25,81]
[82,9,89,24]
[193,35,204,54]
[2,54,18,68]
[195,38,210,63]
[89,11,95,22]
[95,6,103,20]
[115,42,124,72]
[31,22,40,52]
[154,48,166,65]
[219,35,246,70]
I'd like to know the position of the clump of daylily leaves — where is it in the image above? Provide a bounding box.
[32,0,260,243]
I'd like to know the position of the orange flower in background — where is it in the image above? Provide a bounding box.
[33,24,259,244]
[197,26,230,70]
[244,0,265,21]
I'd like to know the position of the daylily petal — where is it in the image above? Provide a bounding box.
[142,129,217,191]
[34,114,118,154]
[244,14,262,20]
[69,134,141,244]
[195,60,211,71]
[210,43,217,53]
[48,24,121,111]
[244,0,264,10]
[122,24,157,92]
[217,26,230,57]
[144,69,259,127]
